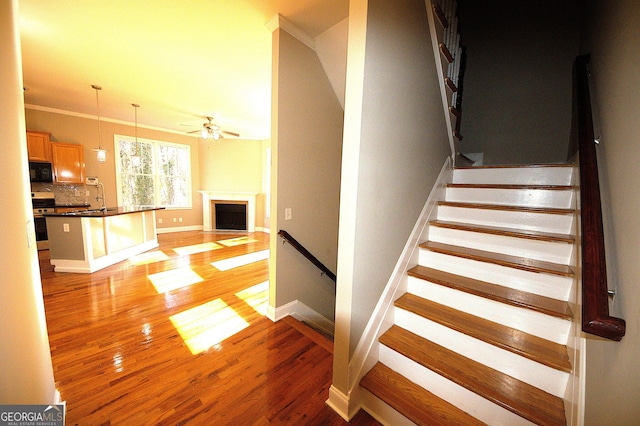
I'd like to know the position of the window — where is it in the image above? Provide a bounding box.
[114,134,191,209]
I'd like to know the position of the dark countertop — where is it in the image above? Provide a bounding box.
[44,206,164,217]
[55,203,91,208]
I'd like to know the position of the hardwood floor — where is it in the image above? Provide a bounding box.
[39,231,380,425]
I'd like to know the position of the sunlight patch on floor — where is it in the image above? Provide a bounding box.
[235,281,269,315]
[148,267,204,293]
[173,242,223,256]
[217,236,258,247]
[129,250,170,265]
[211,249,270,271]
[169,299,249,355]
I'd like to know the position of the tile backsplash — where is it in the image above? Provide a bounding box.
[31,182,98,207]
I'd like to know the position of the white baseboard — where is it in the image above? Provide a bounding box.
[157,225,202,234]
[267,299,334,337]
[326,385,362,421]
[156,225,269,234]
[50,239,159,273]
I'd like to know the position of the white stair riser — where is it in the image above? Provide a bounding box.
[379,345,536,426]
[428,225,573,264]
[452,167,574,186]
[419,249,572,300]
[360,388,416,426]
[437,205,575,234]
[394,309,570,397]
[446,187,575,209]
[406,276,571,344]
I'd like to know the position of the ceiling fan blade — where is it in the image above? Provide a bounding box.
[187,129,201,134]
[222,130,240,137]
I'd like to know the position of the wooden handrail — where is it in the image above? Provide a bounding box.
[278,230,337,282]
[574,54,625,341]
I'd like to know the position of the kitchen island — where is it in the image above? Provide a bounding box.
[44,207,163,273]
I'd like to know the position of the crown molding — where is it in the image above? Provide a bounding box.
[24,103,192,137]
[266,14,315,51]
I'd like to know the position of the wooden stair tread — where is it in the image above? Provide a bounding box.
[431,1,448,29]
[447,183,574,191]
[395,293,572,372]
[380,326,567,426]
[438,201,574,215]
[408,265,573,320]
[430,220,574,244]
[421,241,574,277]
[444,77,458,93]
[454,163,575,170]
[361,363,486,426]
[439,42,454,63]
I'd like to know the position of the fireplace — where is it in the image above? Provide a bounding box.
[214,202,247,230]
[199,191,257,232]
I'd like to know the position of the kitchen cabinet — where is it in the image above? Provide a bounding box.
[26,131,52,162]
[51,142,85,184]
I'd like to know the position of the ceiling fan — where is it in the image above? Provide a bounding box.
[188,117,240,141]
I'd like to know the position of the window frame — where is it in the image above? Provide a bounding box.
[114,134,192,209]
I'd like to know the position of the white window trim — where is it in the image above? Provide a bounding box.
[114,134,192,209]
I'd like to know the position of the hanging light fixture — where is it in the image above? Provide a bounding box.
[131,103,141,167]
[92,85,108,163]
[199,117,222,141]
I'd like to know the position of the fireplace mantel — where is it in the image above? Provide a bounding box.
[199,191,257,232]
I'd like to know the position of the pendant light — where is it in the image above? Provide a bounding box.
[131,103,141,167]
[92,85,108,163]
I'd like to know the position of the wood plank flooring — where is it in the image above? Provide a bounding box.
[39,231,379,425]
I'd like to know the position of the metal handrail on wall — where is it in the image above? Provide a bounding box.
[278,230,337,283]
[574,54,625,341]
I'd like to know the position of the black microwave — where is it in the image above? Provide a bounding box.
[29,161,53,183]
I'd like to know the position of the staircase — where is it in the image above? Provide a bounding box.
[360,164,578,425]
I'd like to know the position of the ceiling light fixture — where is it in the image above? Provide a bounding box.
[131,103,141,167]
[200,117,222,141]
[92,85,108,163]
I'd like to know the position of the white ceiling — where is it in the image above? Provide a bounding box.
[18,0,348,140]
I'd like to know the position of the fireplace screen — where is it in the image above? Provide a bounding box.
[214,203,247,230]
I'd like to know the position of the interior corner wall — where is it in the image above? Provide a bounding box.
[580,1,640,424]
[0,0,57,403]
[456,0,583,165]
[343,0,450,357]
[271,28,344,321]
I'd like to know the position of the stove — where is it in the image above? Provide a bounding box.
[32,192,56,250]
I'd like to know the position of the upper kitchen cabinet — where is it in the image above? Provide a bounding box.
[51,142,85,184]
[26,131,52,162]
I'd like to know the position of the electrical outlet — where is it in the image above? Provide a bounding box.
[285,208,292,220]
[173,218,177,222]
[158,218,163,224]
[63,223,70,232]
[86,190,90,196]
[179,217,183,222]
[74,190,80,196]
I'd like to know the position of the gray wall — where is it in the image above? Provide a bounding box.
[457,0,583,165]
[581,0,640,424]
[336,0,450,360]
[271,29,344,320]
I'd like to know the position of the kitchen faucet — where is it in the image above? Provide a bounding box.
[95,182,107,211]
